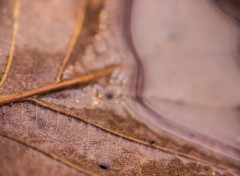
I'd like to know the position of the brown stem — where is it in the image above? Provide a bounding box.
[0,65,118,106]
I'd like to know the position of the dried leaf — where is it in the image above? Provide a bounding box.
[0,0,239,176]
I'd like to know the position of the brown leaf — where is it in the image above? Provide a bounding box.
[0,0,239,175]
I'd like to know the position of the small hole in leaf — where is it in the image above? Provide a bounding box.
[99,163,109,170]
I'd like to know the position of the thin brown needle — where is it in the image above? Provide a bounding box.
[0,65,118,106]
[55,0,87,82]
[0,0,20,86]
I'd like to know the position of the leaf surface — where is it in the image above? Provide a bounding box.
[0,0,239,176]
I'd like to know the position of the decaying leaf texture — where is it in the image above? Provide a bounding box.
[0,0,239,175]
[0,136,83,176]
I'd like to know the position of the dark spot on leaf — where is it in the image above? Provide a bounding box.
[105,92,114,99]
[99,163,109,170]
[149,140,155,145]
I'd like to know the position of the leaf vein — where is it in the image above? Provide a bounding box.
[55,0,88,82]
[0,0,20,87]
[29,99,214,167]
[0,134,96,176]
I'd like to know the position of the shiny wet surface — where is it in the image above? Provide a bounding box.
[130,0,240,161]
